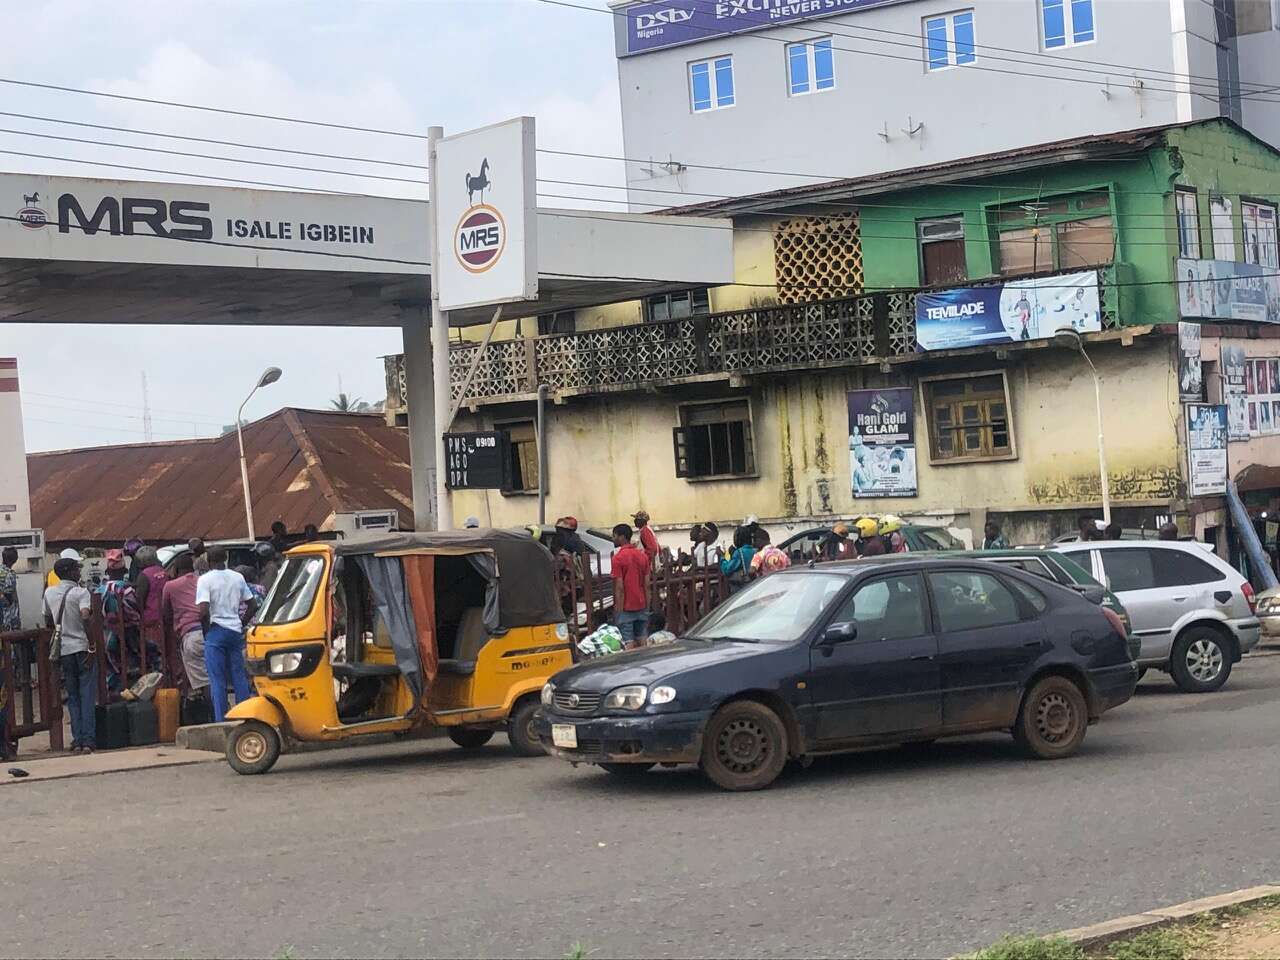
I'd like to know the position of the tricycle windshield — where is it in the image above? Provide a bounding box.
[259,556,326,626]
[686,572,848,643]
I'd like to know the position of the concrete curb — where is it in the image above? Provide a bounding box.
[1055,884,1280,948]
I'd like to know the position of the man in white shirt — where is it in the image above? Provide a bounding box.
[196,545,259,722]
[43,557,96,753]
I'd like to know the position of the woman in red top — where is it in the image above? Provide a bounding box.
[632,510,659,566]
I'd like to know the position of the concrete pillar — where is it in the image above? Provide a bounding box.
[427,124,454,531]
[401,306,438,531]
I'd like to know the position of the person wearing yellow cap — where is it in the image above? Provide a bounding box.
[856,518,886,557]
[879,514,907,553]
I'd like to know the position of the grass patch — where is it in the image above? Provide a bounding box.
[1099,927,1194,960]
[972,935,1086,960]
[563,943,591,960]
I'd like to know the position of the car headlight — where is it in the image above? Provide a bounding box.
[649,685,677,706]
[603,684,647,710]
[1259,597,1280,614]
[541,682,555,707]
[268,651,304,675]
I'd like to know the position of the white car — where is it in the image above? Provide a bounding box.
[1054,540,1260,692]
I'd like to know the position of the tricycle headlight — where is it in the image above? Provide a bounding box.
[268,651,303,675]
[603,684,647,711]
[541,682,555,707]
[649,685,677,706]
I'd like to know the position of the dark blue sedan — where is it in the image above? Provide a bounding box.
[535,557,1138,791]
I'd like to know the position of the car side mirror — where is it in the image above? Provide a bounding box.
[1071,583,1106,605]
[821,621,858,645]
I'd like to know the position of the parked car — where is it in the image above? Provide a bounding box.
[1052,528,1201,544]
[534,556,1137,791]
[1053,540,1260,692]
[780,521,963,561]
[941,549,1136,655]
[157,540,261,577]
[535,525,613,577]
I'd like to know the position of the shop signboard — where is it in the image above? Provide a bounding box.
[1177,321,1203,402]
[847,387,917,498]
[434,117,538,312]
[1176,258,1280,323]
[1221,344,1248,441]
[914,271,1101,352]
[620,0,915,55]
[1185,403,1228,497]
[443,431,509,490]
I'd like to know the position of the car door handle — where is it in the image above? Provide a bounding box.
[1023,640,1043,648]
[1172,596,1188,602]
[910,654,935,661]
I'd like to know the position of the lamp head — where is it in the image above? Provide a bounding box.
[257,366,283,389]
[1053,327,1083,351]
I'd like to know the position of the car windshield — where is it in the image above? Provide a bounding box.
[686,573,847,643]
[914,527,963,550]
[259,556,326,625]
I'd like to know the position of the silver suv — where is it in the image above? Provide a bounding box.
[1054,540,1259,693]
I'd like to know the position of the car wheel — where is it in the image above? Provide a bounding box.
[600,762,656,778]
[700,700,788,791]
[1014,676,1088,760]
[507,698,546,757]
[225,720,281,775]
[448,727,494,750]
[1170,628,1233,693]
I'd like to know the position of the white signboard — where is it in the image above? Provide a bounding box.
[1186,403,1228,497]
[433,117,538,312]
[1,174,426,274]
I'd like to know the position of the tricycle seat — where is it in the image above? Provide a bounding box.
[332,661,401,680]
[436,659,477,678]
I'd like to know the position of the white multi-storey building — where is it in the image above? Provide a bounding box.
[610,0,1280,204]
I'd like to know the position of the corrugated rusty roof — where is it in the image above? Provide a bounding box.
[28,408,413,546]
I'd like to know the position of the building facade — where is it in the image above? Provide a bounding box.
[385,119,1280,550]
[608,0,1280,205]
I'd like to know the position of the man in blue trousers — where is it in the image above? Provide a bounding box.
[195,545,259,722]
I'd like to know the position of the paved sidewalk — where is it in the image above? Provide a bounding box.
[2,745,219,785]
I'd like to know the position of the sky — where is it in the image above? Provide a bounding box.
[3,0,626,452]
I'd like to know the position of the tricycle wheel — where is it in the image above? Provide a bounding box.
[600,762,656,778]
[508,698,546,757]
[226,720,281,775]
[448,727,494,750]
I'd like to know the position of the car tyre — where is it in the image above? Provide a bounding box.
[1170,627,1233,693]
[1014,676,1088,760]
[507,698,546,757]
[600,762,656,778]
[700,700,788,791]
[448,727,495,750]
[226,720,281,775]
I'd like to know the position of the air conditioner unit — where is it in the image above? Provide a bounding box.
[333,510,399,539]
[0,528,43,560]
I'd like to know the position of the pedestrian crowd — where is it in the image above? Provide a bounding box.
[0,523,300,757]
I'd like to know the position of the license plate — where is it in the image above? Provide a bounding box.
[551,724,578,749]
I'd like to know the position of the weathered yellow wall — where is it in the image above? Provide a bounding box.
[447,335,1180,540]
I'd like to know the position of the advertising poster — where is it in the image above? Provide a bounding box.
[1221,345,1248,440]
[1176,258,1280,323]
[848,388,917,498]
[915,271,1101,351]
[1178,322,1203,401]
[1185,404,1228,497]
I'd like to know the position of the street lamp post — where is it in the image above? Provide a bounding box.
[236,366,283,540]
[1053,328,1110,525]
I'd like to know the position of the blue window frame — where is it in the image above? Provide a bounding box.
[924,11,977,71]
[1043,0,1094,48]
[787,38,835,95]
[690,56,735,112]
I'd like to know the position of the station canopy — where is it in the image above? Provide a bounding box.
[0,172,734,327]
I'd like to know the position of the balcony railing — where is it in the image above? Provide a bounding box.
[384,264,1121,412]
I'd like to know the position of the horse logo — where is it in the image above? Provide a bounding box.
[465,159,491,206]
[23,191,39,205]
[16,191,48,229]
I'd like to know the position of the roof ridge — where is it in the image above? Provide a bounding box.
[281,408,344,513]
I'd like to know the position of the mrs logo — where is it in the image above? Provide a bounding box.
[16,190,48,229]
[454,157,506,274]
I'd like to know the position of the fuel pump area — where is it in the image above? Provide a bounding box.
[0,129,735,529]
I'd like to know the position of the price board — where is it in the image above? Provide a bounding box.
[443,431,509,490]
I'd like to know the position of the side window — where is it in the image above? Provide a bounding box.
[1152,549,1226,586]
[991,557,1059,583]
[929,570,1022,631]
[833,573,928,641]
[1007,577,1049,614]
[1098,548,1157,592]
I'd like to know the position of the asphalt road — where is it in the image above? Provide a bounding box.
[6,654,1280,960]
